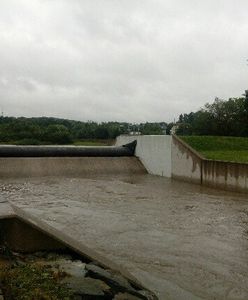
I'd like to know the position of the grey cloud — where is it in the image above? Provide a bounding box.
[0,0,248,122]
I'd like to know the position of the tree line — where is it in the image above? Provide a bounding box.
[1,91,247,144]
[0,116,167,144]
[175,91,248,136]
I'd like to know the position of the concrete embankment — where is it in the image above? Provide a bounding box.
[202,159,248,193]
[171,135,203,184]
[116,134,248,193]
[0,203,157,299]
[172,135,248,193]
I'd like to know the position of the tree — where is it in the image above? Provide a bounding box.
[43,125,72,144]
[175,92,248,137]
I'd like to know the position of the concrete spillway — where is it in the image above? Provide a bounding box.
[0,141,147,178]
[1,136,248,299]
[0,157,147,178]
[0,140,157,299]
[2,175,248,300]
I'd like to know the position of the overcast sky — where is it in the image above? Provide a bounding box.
[0,0,248,122]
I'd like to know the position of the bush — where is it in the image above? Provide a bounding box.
[15,138,41,145]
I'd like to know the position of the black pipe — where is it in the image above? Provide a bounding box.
[0,140,137,157]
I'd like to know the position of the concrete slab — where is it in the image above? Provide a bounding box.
[2,175,248,299]
[8,205,146,290]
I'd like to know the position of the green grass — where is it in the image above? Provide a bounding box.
[0,139,114,146]
[181,136,248,163]
[72,139,113,146]
[0,263,72,300]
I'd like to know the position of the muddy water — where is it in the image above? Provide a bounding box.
[1,174,248,300]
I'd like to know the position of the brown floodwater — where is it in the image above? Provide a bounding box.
[1,174,248,299]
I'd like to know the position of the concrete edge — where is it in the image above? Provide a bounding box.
[203,157,248,166]
[172,135,205,160]
[0,202,16,219]
[9,204,147,291]
[171,135,203,184]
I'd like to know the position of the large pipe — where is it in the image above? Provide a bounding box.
[0,140,137,157]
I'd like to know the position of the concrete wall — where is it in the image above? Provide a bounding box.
[116,135,172,177]
[172,135,248,193]
[0,137,247,193]
[171,135,202,184]
[0,218,67,252]
[202,160,248,193]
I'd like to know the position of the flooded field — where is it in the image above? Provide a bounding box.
[1,174,248,299]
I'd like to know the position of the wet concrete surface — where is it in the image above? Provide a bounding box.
[1,174,248,299]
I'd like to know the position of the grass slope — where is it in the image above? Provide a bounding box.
[181,136,248,163]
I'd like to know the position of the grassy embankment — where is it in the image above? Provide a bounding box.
[0,139,114,146]
[181,136,248,163]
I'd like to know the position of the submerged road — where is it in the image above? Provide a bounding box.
[2,174,248,299]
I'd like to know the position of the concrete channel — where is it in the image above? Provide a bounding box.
[1,174,248,299]
[0,139,248,299]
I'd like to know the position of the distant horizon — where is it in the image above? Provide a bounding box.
[0,113,170,124]
[1,90,245,125]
